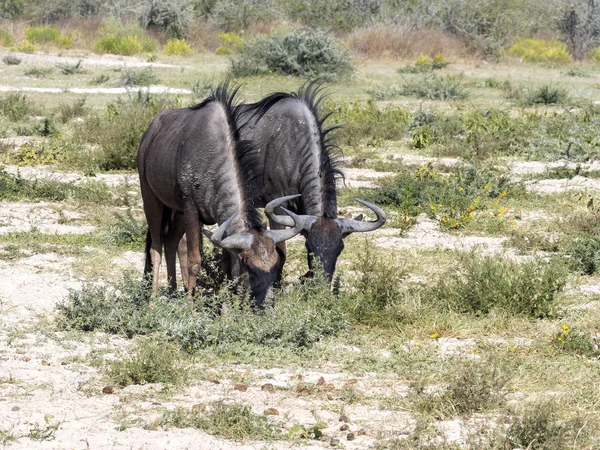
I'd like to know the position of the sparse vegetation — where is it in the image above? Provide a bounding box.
[164,38,193,55]
[400,74,469,101]
[24,66,54,78]
[118,67,158,87]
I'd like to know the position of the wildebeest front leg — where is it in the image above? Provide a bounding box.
[165,212,186,293]
[141,188,165,296]
[184,202,201,294]
[269,218,287,287]
[177,234,189,291]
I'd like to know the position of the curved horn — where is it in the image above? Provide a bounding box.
[336,199,387,234]
[205,213,254,251]
[265,194,316,231]
[267,207,304,244]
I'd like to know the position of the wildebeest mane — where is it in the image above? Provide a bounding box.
[190,81,263,228]
[245,81,344,219]
[295,81,344,219]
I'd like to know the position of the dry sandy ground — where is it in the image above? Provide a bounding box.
[0,51,183,69]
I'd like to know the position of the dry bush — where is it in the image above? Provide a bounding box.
[347,25,472,60]
[186,21,221,52]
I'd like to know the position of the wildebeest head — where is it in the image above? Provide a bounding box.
[265,195,386,282]
[204,201,303,306]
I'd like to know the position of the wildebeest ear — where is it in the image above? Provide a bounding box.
[353,214,363,222]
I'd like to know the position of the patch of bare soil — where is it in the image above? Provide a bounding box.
[0,201,95,235]
[0,85,192,95]
[525,176,600,194]
[392,153,462,168]
[374,214,508,255]
[0,51,183,69]
[511,160,600,176]
[4,165,138,188]
[341,168,395,188]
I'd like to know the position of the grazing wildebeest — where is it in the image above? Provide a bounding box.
[244,83,387,281]
[169,83,386,285]
[137,83,303,305]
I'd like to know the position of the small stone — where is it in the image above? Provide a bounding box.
[21,356,31,362]
[330,438,340,446]
[347,432,355,441]
[41,360,49,366]
[291,374,303,381]
[316,376,325,386]
[346,379,357,385]
[191,403,205,412]
[0,398,7,402]
[261,383,275,392]
[340,424,350,431]
[61,361,68,365]
[264,408,279,416]
[11,406,19,411]
[234,383,248,392]
[209,378,220,384]
[102,386,114,394]
[324,383,336,391]
[357,428,367,436]
[339,414,350,423]
[326,393,334,401]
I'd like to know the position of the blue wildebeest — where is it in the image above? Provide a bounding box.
[244,83,387,281]
[137,83,303,305]
[170,83,386,285]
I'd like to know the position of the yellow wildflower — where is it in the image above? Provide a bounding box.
[430,332,439,339]
[561,325,570,331]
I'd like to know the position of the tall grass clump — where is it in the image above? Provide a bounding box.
[93,17,156,56]
[75,91,174,170]
[57,271,348,351]
[24,26,71,47]
[328,99,410,146]
[508,39,572,65]
[0,93,40,121]
[0,29,13,47]
[423,255,567,318]
[231,30,354,80]
[397,54,449,74]
[164,38,193,56]
[401,74,469,101]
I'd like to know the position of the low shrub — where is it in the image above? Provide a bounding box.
[56,60,84,75]
[57,271,348,351]
[0,167,113,205]
[107,339,188,386]
[401,74,469,101]
[11,40,35,54]
[523,84,570,106]
[231,30,354,80]
[160,402,282,440]
[564,233,600,275]
[0,29,13,47]
[55,98,87,123]
[93,17,156,56]
[94,35,143,56]
[397,53,449,73]
[409,359,508,417]
[588,46,600,62]
[75,91,176,170]
[550,325,599,357]
[164,38,193,56]
[327,99,410,146]
[422,255,567,317]
[217,32,243,53]
[2,55,21,65]
[118,67,158,86]
[364,164,516,229]
[0,93,40,121]
[508,39,572,65]
[506,400,586,449]
[24,66,53,78]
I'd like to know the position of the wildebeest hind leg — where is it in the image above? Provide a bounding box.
[177,234,189,291]
[165,212,186,293]
[141,191,165,296]
[183,201,201,295]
